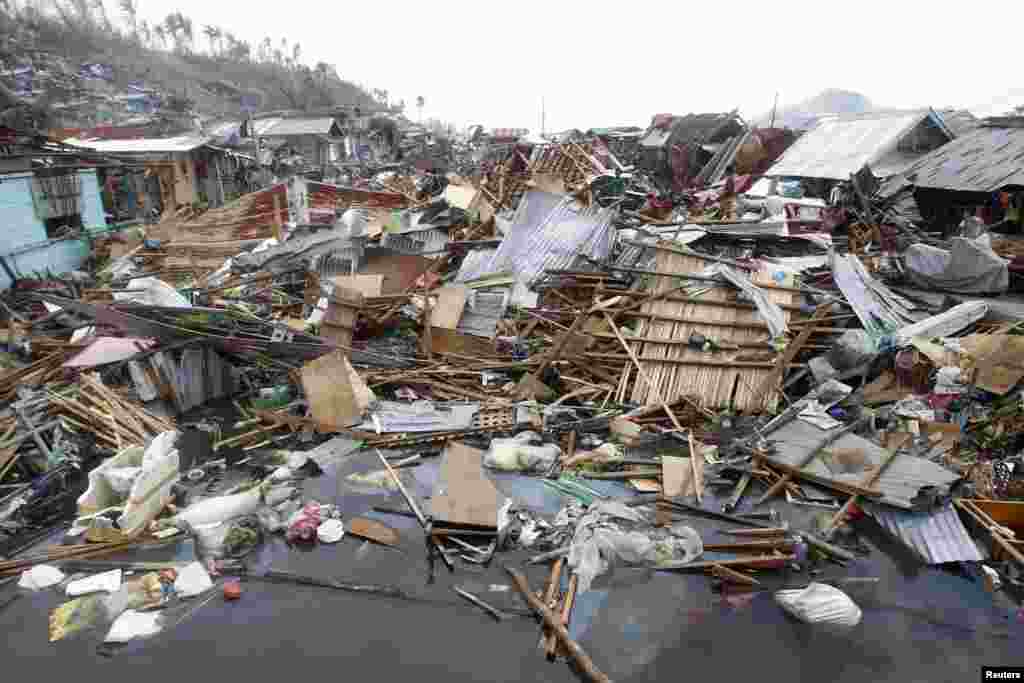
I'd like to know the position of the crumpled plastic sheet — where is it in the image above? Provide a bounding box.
[566,501,702,593]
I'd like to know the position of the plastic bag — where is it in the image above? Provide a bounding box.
[286,502,323,544]
[118,432,180,536]
[101,467,142,496]
[170,485,263,528]
[173,562,213,598]
[567,501,699,592]
[774,582,862,629]
[105,609,163,643]
[317,519,345,543]
[484,432,560,473]
[66,569,122,596]
[19,564,65,590]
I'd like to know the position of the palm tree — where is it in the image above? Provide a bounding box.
[118,0,137,40]
[178,14,193,54]
[203,24,219,55]
[162,14,179,51]
[138,19,150,47]
[153,23,166,49]
[416,95,424,123]
[292,42,301,68]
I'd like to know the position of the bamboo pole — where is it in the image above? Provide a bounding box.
[505,567,612,683]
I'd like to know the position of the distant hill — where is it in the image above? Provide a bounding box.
[757,88,874,130]
[0,6,385,133]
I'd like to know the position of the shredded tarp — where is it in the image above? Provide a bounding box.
[904,237,1009,295]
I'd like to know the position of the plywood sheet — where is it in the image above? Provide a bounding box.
[429,327,494,357]
[662,454,704,497]
[429,285,470,330]
[301,351,374,430]
[430,441,502,528]
[332,274,384,298]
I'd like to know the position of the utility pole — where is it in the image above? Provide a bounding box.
[541,96,546,138]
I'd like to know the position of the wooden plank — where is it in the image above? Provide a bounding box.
[428,328,495,357]
[301,351,374,431]
[429,285,470,330]
[429,441,502,529]
[347,517,400,546]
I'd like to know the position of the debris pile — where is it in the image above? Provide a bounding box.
[3,112,1024,678]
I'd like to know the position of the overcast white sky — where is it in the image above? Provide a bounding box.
[131,0,1023,131]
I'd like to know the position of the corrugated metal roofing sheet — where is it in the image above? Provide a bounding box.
[262,117,337,137]
[902,122,1024,193]
[764,419,961,510]
[865,502,985,564]
[455,248,500,282]
[63,134,210,153]
[768,110,944,180]
[489,192,615,286]
[457,289,509,338]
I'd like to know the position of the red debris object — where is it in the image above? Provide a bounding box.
[223,580,242,601]
[286,502,323,544]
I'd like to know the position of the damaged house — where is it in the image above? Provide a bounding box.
[0,142,107,289]
[258,116,346,171]
[637,111,748,192]
[765,108,955,195]
[887,116,1024,236]
[60,134,251,214]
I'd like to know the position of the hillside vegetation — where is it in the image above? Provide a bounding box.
[0,0,394,126]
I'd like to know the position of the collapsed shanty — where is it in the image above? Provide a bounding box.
[3,101,1024,678]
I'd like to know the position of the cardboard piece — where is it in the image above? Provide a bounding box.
[958,334,1024,395]
[347,517,399,546]
[429,327,494,357]
[444,184,479,210]
[332,274,384,299]
[662,454,703,498]
[429,285,470,330]
[301,351,376,430]
[430,442,503,529]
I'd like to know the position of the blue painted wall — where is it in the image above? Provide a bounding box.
[0,169,106,290]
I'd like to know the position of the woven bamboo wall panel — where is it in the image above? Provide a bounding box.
[618,249,796,412]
